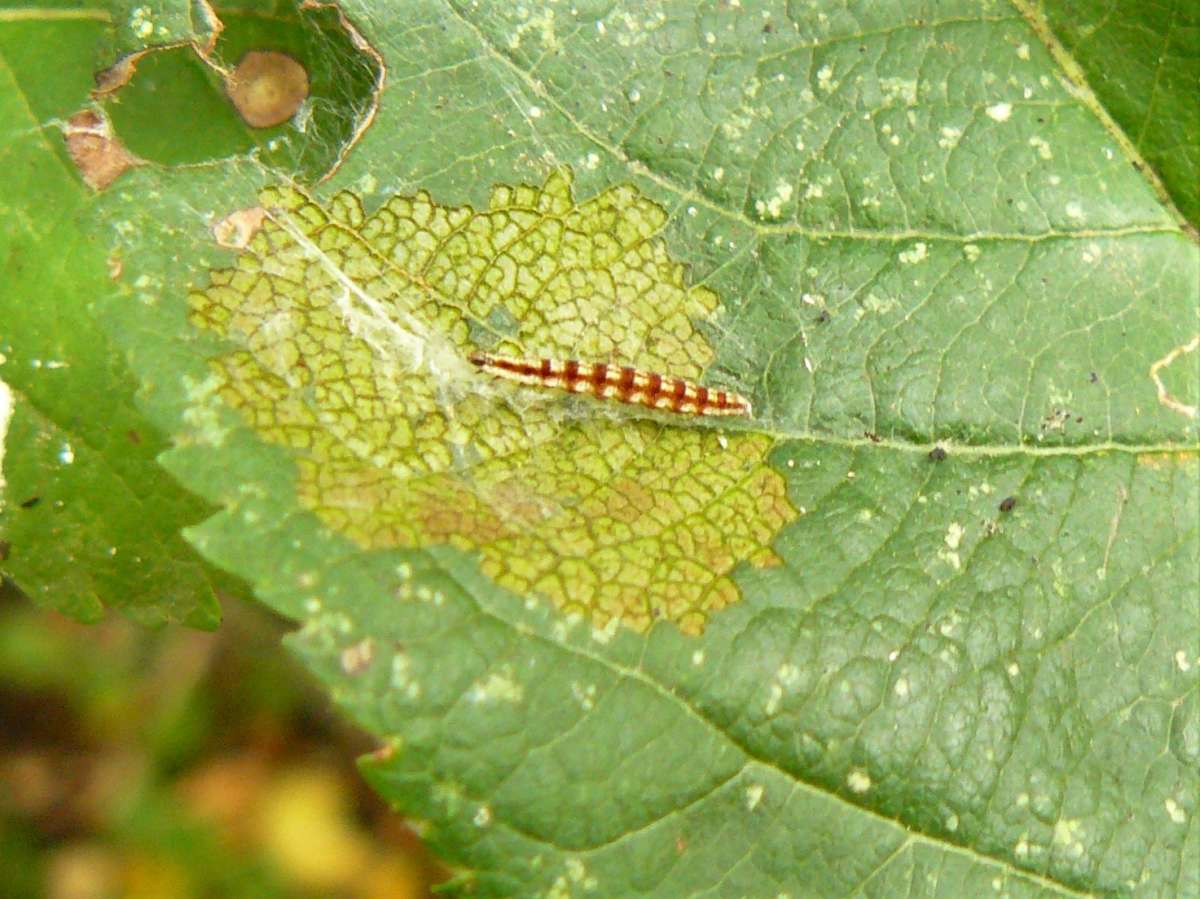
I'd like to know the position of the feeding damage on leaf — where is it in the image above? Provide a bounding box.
[188,169,793,634]
[63,109,143,191]
[1149,334,1199,420]
[63,2,382,189]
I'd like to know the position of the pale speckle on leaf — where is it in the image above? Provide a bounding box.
[985,102,1012,122]
[340,638,374,674]
[1165,798,1187,824]
[468,668,524,704]
[945,522,965,550]
[764,682,783,716]
[898,242,928,265]
[570,681,597,711]
[878,77,917,106]
[1053,818,1086,858]
[938,126,962,149]
[847,769,871,793]
[745,783,765,810]
[1029,136,1053,160]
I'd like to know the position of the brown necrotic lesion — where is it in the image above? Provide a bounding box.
[188,168,794,636]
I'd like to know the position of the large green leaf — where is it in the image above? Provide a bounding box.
[9,0,1200,895]
[0,8,224,625]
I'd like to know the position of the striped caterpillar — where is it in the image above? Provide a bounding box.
[468,352,752,417]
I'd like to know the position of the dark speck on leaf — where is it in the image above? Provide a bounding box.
[127,429,142,444]
[1089,371,1099,383]
[19,496,40,509]
[816,310,830,324]
[928,446,947,462]
[0,540,9,561]
[762,22,773,33]
[999,496,1017,513]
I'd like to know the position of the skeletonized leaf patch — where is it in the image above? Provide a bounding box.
[189,169,794,634]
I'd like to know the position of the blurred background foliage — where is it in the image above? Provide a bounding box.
[0,582,443,899]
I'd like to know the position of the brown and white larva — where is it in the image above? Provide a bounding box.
[468,352,752,417]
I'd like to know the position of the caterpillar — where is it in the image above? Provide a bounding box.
[468,352,752,417]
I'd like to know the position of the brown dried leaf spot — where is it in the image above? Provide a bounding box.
[64,109,141,191]
[212,207,267,249]
[93,50,143,97]
[225,50,310,128]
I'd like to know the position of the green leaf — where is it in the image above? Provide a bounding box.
[14,0,1200,895]
[1030,0,1200,230]
[0,9,225,626]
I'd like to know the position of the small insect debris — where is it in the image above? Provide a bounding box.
[928,446,947,462]
[469,352,753,417]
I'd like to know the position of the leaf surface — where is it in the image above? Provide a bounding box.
[0,8,224,625]
[1032,0,1199,229]
[19,1,1200,895]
